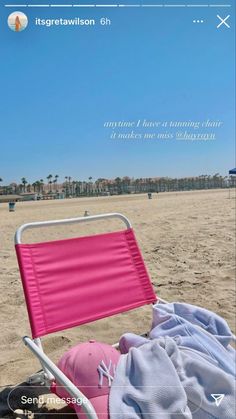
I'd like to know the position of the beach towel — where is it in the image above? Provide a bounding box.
[119,302,236,377]
[109,337,236,419]
[109,303,236,418]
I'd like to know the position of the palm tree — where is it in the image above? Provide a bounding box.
[213,173,220,189]
[40,179,44,194]
[52,179,56,192]
[34,181,41,193]
[75,181,82,197]
[21,177,28,193]
[88,176,93,195]
[72,180,77,197]
[114,177,122,194]
[133,178,140,194]
[47,174,53,193]
[64,176,69,197]
[54,175,59,192]
[32,182,37,193]
[49,181,53,193]
[68,176,72,195]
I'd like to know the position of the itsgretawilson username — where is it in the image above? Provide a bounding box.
[35,17,111,27]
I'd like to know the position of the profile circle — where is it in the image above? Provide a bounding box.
[8,11,28,32]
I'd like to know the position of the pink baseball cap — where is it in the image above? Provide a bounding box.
[54,340,120,418]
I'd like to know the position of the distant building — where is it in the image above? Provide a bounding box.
[56,192,65,199]
[20,192,38,201]
[0,194,21,203]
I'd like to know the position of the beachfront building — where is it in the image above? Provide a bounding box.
[19,192,38,201]
[0,194,22,203]
[0,174,231,200]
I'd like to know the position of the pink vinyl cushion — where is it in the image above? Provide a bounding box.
[16,228,157,338]
[54,340,120,418]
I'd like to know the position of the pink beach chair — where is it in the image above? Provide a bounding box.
[15,213,159,418]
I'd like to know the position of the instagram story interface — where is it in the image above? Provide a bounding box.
[0,1,235,419]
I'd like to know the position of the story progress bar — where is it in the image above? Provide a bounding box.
[4,4,233,9]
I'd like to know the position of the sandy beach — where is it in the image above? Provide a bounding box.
[0,189,235,390]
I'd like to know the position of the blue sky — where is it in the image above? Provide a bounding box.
[0,1,235,184]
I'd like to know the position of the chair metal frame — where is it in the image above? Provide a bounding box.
[15,212,163,419]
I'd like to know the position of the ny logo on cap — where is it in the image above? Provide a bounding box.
[98,360,116,388]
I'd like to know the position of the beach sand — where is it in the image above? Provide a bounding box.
[0,189,235,392]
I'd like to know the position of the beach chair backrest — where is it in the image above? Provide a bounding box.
[15,213,157,338]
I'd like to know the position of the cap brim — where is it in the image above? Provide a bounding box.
[74,394,109,418]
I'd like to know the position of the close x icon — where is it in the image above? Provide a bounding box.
[217,15,230,29]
